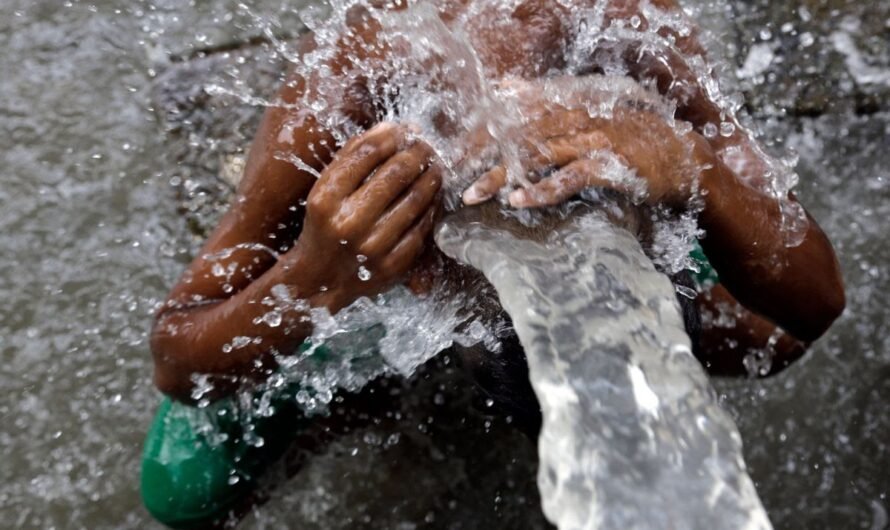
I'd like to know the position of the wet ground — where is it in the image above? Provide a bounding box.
[1,1,888,528]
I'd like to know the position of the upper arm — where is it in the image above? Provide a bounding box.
[163,78,332,310]
[162,23,385,312]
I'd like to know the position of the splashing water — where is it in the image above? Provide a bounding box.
[172,0,823,524]
[238,0,810,242]
[206,0,804,502]
[2,0,888,527]
[436,203,771,530]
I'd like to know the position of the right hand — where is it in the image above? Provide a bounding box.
[294,122,443,311]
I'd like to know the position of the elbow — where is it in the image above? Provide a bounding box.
[787,225,847,343]
[820,279,847,333]
[149,323,199,403]
[149,316,234,404]
[793,279,846,344]
[151,360,197,404]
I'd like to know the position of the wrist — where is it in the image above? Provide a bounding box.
[286,242,355,314]
[309,288,351,314]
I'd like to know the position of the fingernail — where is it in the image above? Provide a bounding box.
[462,186,491,205]
[508,189,530,208]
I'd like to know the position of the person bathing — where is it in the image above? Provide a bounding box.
[142,0,845,527]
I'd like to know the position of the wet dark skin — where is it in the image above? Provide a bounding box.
[151,0,845,402]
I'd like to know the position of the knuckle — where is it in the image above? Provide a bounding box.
[382,152,412,176]
[369,121,402,143]
[332,211,362,240]
[358,231,385,257]
[383,250,411,275]
[352,141,379,162]
[378,254,398,275]
[357,241,376,258]
[413,140,435,160]
[397,145,428,171]
[306,192,330,215]
[340,134,362,154]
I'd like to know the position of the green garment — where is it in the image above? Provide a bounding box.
[690,241,719,287]
[140,343,331,529]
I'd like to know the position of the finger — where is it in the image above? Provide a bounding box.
[528,131,612,171]
[462,165,507,205]
[361,165,442,256]
[382,207,437,274]
[316,122,407,200]
[508,158,629,208]
[348,142,434,225]
[335,121,401,159]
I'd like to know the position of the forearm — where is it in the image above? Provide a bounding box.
[151,243,350,402]
[697,152,845,342]
[149,18,398,402]
[696,284,807,377]
[601,0,845,340]
[151,121,434,402]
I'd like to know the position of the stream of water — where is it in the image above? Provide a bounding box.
[436,204,770,529]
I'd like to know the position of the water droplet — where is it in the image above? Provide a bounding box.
[702,123,718,139]
[243,429,265,448]
[261,311,282,328]
[231,336,252,349]
[358,266,371,281]
[675,284,698,299]
[799,32,815,48]
[384,433,401,448]
[720,122,735,137]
